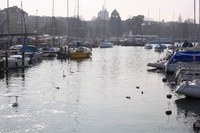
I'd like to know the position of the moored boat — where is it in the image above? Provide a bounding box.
[147,51,172,69]
[165,51,200,73]
[2,54,30,69]
[144,44,152,49]
[41,46,58,57]
[20,45,42,63]
[147,61,165,69]
[69,42,92,59]
[99,41,113,48]
[70,47,91,59]
[154,43,166,52]
[176,79,200,98]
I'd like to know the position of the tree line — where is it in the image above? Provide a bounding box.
[1,7,199,42]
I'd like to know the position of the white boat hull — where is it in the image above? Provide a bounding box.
[144,44,152,49]
[176,81,200,98]
[147,61,165,69]
[99,42,113,48]
[165,63,179,73]
[3,55,30,69]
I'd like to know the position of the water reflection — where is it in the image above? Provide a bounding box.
[3,69,26,87]
[1,47,199,132]
[175,98,200,117]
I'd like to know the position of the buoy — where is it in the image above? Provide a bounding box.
[162,78,167,82]
[126,96,131,100]
[165,110,172,115]
[166,94,172,99]
[193,120,200,132]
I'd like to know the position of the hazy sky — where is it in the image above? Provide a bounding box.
[0,0,198,22]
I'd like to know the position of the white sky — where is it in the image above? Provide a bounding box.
[0,0,199,22]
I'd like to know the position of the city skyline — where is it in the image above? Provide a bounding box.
[0,0,198,22]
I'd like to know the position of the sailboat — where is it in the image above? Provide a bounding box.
[99,0,113,48]
[41,0,58,57]
[69,0,92,59]
[2,1,30,69]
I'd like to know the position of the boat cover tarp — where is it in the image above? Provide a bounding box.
[20,45,38,53]
[168,51,200,63]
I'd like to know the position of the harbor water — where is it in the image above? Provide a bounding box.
[0,46,199,133]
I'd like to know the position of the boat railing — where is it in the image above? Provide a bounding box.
[178,62,200,71]
[175,66,200,85]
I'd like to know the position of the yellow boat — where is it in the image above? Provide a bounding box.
[70,46,92,59]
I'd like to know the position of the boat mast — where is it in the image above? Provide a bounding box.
[77,0,79,19]
[103,0,106,41]
[21,1,27,45]
[148,9,150,44]
[158,8,161,44]
[36,9,38,35]
[36,9,38,46]
[199,0,200,46]
[6,0,10,50]
[67,0,69,37]
[51,0,55,47]
[194,0,196,45]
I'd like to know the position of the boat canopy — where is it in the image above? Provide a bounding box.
[168,51,200,63]
[155,44,166,49]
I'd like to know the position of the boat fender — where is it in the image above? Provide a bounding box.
[165,110,172,115]
[162,78,167,82]
[193,120,200,132]
[166,94,172,99]
[15,62,18,67]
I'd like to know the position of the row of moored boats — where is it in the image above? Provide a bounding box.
[147,41,200,98]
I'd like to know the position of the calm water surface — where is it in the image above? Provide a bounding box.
[0,46,199,133]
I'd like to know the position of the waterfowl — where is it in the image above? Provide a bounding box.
[63,70,66,77]
[126,96,131,100]
[12,96,18,107]
[55,87,60,89]
[70,68,74,73]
